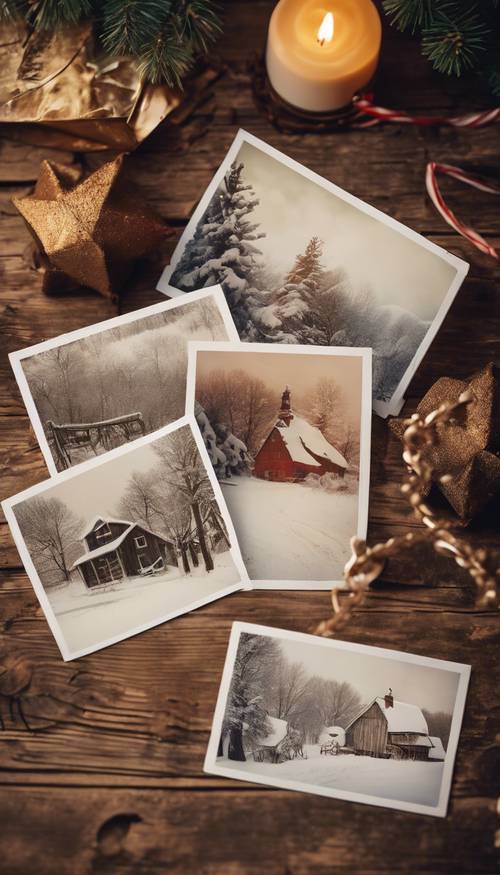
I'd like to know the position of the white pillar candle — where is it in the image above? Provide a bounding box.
[266,0,382,112]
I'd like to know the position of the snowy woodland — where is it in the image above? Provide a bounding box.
[13,427,238,652]
[21,297,229,470]
[217,633,454,808]
[195,369,360,477]
[170,159,429,404]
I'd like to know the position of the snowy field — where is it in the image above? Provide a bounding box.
[221,478,358,582]
[48,553,240,652]
[220,745,444,807]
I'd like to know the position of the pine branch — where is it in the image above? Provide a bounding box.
[27,0,91,29]
[101,0,171,57]
[382,0,434,34]
[421,4,490,76]
[0,0,28,20]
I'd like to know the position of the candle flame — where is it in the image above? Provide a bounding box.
[317,11,334,46]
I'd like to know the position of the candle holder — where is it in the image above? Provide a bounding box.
[250,54,361,134]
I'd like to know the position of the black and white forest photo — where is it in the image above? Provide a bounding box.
[189,342,371,587]
[2,419,247,659]
[159,131,468,416]
[205,624,470,817]
[10,287,237,475]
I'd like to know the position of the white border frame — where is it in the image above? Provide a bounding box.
[186,341,372,590]
[204,622,471,818]
[10,285,239,477]
[2,415,251,661]
[157,129,469,418]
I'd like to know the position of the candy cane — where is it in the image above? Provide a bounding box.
[352,93,500,128]
[425,162,500,260]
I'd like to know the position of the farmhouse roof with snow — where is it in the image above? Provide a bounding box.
[345,696,429,735]
[253,387,347,482]
[72,517,176,588]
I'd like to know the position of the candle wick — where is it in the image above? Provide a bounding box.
[318,38,325,47]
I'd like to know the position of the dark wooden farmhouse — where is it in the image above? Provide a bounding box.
[72,516,177,587]
[253,387,348,482]
[344,691,433,760]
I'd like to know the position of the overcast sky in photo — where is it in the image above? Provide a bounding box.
[235,141,457,322]
[196,348,363,423]
[272,634,460,715]
[15,427,191,531]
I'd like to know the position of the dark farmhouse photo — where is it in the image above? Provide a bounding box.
[193,344,369,584]
[206,625,469,815]
[7,422,243,658]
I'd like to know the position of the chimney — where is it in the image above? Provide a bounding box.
[384,688,394,709]
[279,386,293,426]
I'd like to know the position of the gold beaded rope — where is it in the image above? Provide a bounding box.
[315,391,499,637]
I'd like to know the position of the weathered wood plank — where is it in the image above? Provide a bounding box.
[0,787,496,875]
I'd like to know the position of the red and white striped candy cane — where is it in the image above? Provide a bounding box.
[425,162,500,260]
[352,93,500,128]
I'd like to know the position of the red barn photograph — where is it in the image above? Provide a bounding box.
[253,387,348,482]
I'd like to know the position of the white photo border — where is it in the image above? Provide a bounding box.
[186,340,372,590]
[158,129,469,418]
[204,622,471,818]
[10,285,239,478]
[2,414,251,661]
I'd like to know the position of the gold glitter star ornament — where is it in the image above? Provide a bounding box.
[13,156,169,299]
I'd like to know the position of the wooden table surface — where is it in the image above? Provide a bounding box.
[1,3,499,872]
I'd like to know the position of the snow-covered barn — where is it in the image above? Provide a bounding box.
[345,690,433,760]
[72,516,177,587]
[253,388,348,482]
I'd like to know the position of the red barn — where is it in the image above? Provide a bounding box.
[253,388,348,482]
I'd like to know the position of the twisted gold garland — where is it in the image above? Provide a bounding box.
[315,391,499,637]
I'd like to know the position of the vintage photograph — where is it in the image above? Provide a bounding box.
[158,130,468,416]
[10,286,238,475]
[205,623,470,817]
[187,342,371,588]
[2,417,248,660]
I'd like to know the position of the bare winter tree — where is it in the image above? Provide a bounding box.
[14,496,83,586]
[117,471,159,530]
[197,369,276,454]
[154,428,216,572]
[308,677,363,729]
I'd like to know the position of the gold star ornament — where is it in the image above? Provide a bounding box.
[13,156,169,299]
[390,364,500,524]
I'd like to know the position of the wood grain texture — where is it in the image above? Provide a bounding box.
[0,2,499,872]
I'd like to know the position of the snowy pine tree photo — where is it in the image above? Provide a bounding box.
[166,137,462,410]
[171,161,268,338]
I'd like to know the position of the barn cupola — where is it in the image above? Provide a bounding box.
[278,386,293,427]
[384,688,394,709]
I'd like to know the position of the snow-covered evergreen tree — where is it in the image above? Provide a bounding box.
[195,401,252,479]
[273,237,326,342]
[220,632,280,761]
[170,161,267,338]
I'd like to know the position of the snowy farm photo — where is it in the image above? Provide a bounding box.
[2,418,247,659]
[188,342,371,587]
[205,623,470,817]
[158,130,468,416]
[10,286,237,475]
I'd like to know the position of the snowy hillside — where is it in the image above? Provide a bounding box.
[221,744,444,807]
[221,477,358,582]
[49,554,240,653]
